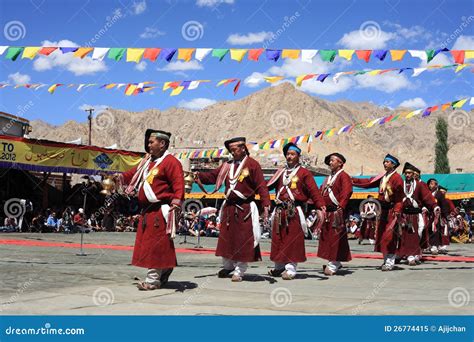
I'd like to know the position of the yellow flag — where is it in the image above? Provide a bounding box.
[230,49,247,62]
[455,64,467,72]
[48,84,59,94]
[105,83,117,89]
[126,48,145,63]
[125,84,137,96]
[264,76,284,83]
[74,47,93,59]
[390,50,407,61]
[368,69,382,76]
[465,50,474,59]
[22,47,41,59]
[170,86,185,96]
[282,49,300,59]
[453,98,468,108]
[177,48,196,62]
[338,50,354,60]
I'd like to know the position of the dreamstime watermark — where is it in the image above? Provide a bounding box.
[92,287,115,306]
[448,110,470,130]
[4,323,85,336]
[448,287,470,308]
[262,12,300,49]
[3,198,25,218]
[270,109,292,131]
[440,16,474,49]
[181,21,204,41]
[0,278,33,312]
[351,278,388,315]
[175,278,212,314]
[84,10,123,47]
[4,20,26,41]
[270,287,292,308]
[359,20,382,41]
[94,110,115,131]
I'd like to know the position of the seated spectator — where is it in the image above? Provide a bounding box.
[46,212,59,232]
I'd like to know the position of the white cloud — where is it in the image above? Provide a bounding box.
[452,35,474,50]
[140,27,165,39]
[196,0,234,7]
[227,31,273,45]
[178,98,217,110]
[158,60,203,72]
[300,77,354,96]
[399,97,427,108]
[8,72,31,85]
[78,104,109,114]
[135,61,147,71]
[132,0,147,15]
[244,72,266,88]
[33,40,107,76]
[355,73,412,93]
[338,29,396,49]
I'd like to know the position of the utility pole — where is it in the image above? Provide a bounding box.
[84,108,94,145]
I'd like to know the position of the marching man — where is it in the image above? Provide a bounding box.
[195,137,271,282]
[118,129,184,290]
[266,143,326,280]
[317,153,353,276]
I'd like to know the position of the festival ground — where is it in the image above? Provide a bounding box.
[0,233,472,315]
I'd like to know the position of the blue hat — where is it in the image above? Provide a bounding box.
[384,154,400,168]
[283,142,301,156]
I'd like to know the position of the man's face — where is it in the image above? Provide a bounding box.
[428,180,438,191]
[404,170,414,182]
[383,159,395,172]
[329,156,343,172]
[148,137,166,156]
[229,143,246,160]
[285,150,299,167]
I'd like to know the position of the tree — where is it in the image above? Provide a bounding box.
[434,117,450,174]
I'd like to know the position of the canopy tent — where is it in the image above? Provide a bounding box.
[0,134,143,175]
[186,173,474,200]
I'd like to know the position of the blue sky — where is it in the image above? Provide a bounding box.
[0,0,473,125]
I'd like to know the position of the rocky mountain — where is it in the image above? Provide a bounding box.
[30,83,473,174]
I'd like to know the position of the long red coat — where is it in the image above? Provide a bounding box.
[317,170,353,262]
[198,157,270,262]
[122,154,184,269]
[267,166,325,263]
[429,190,452,247]
[353,172,404,255]
[397,180,437,257]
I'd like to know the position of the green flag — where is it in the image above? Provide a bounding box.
[319,50,337,62]
[5,47,24,61]
[212,49,229,61]
[107,48,126,61]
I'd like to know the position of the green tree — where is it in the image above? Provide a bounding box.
[434,117,450,173]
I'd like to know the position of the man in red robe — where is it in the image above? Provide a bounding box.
[397,163,440,266]
[119,129,184,290]
[358,195,377,245]
[317,153,353,276]
[266,143,326,280]
[426,179,453,255]
[352,154,404,271]
[195,137,271,282]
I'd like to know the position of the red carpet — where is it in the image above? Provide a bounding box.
[1,238,473,262]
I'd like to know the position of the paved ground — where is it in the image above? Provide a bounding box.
[0,232,472,315]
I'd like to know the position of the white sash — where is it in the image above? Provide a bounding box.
[323,169,344,206]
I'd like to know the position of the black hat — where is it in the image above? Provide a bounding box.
[283,142,301,156]
[145,129,171,153]
[324,152,346,165]
[403,162,420,174]
[384,154,400,168]
[426,178,438,186]
[224,137,246,150]
[438,185,448,192]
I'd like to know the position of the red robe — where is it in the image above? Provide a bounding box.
[352,172,404,255]
[122,154,184,269]
[198,157,270,262]
[359,202,377,240]
[317,170,353,262]
[267,166,325,263]
[429,190,452,247]
[397,180,437,257]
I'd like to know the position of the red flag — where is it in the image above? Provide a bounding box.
[39,47,57,56]
[450,50,465,64]
[144,48,161,62]
[233,80,241,95]
[248,48,264,61]
[355,50,372,63]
